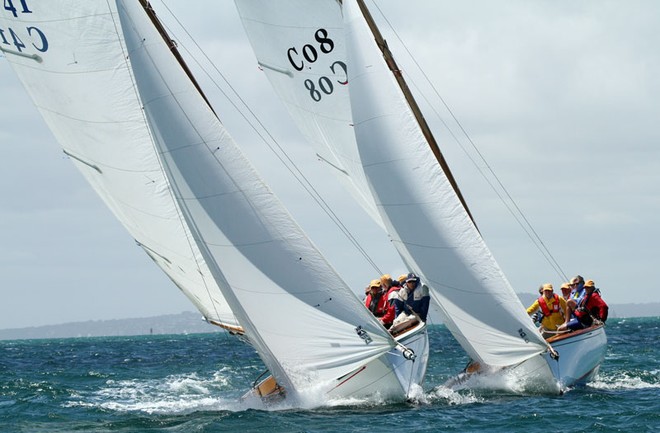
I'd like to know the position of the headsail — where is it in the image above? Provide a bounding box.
[343,0,549,367]
[234,0,383,227]
[0,1,237,328]
[115,0,398,396]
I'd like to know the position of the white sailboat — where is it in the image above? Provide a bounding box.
[234,0,606,392]
[0,0,427,404]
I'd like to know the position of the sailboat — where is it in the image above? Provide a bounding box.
[0,0,428,404]
[234,0,606,392]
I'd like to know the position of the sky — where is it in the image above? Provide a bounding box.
[1,1,659,330]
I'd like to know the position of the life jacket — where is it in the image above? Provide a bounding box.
[538,294,560,317]
[386,286,401,303]
[574,291,594,326]
[366,291,387,317]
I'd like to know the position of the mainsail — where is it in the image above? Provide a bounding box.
[235,0,551,368]
[0,1,237,328]
[115,0,403,398]
[342,0,548,366]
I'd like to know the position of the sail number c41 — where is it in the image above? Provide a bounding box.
[1,1,48,57]
[286,28,347,103]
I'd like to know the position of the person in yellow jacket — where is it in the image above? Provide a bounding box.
[526,283,568,338]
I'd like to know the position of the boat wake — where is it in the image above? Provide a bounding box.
[66,368,658,414]
[442,367,560,396]
[66,371,249,414]
[66,369,491,413]
[66,370,426,413]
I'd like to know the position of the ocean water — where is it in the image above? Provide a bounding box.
[1,318,658,433]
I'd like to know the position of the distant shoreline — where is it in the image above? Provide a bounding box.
[1,298,658,341]
[0,311,218,341]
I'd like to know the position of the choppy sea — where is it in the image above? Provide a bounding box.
[1,317,658,433]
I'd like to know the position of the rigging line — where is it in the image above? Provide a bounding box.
[157,1,383,275]
[399,78,566,280]
[369,1,568,282]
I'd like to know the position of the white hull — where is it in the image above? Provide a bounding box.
[390,320,430,397]
[326,321,429,401]
[447,324,607,394]
[547,323,607,387]
[504,324,607,392]
[245,321,429,404]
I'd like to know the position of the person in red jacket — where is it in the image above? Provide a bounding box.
[364,279,394,328]
[380,274,400,322]
[558,279,609,331]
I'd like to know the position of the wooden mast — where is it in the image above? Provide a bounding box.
[138,0,216,115]
[353,0,477,228]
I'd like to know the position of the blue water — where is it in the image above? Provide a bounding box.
[1,318,658,432]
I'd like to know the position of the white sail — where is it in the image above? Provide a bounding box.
[0,1,237,328]
[115,0,402,397]
[234,0,383,227]
[341,0,548,367]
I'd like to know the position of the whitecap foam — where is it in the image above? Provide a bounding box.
[66,371,248,414]
[589,371,660,390]
[405,383,428,405]
[445,369,535,395]
[428,385,482,405]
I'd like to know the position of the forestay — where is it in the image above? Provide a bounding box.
[342,0,548,367]
[116,0,396,396]
[234,0,383,227]
[0,1,237,327]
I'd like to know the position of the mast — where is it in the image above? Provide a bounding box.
[354,0,477,227]
[138,0,216,115]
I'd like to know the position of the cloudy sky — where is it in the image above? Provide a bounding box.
[1,1,658,330]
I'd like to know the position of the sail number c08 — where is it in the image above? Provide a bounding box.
[286,28,347,103]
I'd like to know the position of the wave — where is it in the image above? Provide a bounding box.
[65,369,490,413]
[65,370,246,414]
[427,386,483,405]
[589,370,660,391]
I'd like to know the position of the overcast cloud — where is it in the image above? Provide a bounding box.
[1,1,658,330]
